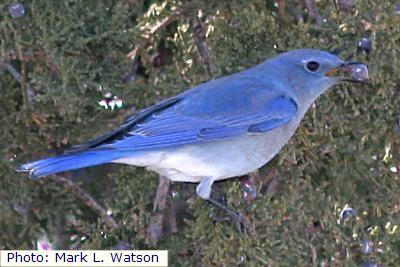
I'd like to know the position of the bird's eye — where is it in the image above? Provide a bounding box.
[306,61,320,72]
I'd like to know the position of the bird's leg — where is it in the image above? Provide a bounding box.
[196,177,253,233]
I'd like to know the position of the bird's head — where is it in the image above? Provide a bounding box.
[271,49,368,105]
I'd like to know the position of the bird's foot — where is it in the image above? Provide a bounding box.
[208,198,253,234]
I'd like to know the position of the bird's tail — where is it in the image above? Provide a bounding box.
[17,150,122,179]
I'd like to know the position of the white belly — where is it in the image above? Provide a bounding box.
[113,117,300,183]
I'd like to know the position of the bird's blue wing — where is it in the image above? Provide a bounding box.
[96,78,298,151]
[66,96,182,153]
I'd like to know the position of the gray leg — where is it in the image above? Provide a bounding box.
[196,176,216,200]
[196,177,253,233]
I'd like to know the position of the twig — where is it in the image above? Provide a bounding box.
[248,170,258,185]
[122,59,139,83]
[2,62,35,106]
[3,49,60,72]
[260,168,281,197]
[127,12,182,60]
[126,46,140,61]
[126,1,203,61]
[51,175,118,229]
[152,177,171,212]
[191,18,217,75]
[145,12,181,39]
[146,176,170,245]
[303,0,323,24]
[309,243,318,267]
[2,48,61,110]
[278,0,286,17]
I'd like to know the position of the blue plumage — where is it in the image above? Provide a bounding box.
[18,49,368,229]
[19,150,126,178]
[18,54,301,177]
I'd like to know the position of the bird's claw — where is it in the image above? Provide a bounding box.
[208,198,254,234]
[225,209,253,235]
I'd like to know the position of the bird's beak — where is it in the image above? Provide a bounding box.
[325,62,368,83]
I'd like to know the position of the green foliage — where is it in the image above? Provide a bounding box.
[1,0,399,266]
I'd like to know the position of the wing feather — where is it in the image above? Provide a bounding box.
[70,77,298,152]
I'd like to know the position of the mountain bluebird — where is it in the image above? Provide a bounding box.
[18,49,368,230]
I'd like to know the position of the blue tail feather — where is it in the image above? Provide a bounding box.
[17,150,123,179]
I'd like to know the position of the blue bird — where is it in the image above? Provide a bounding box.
[18,49,368,230]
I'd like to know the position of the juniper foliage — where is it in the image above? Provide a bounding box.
[1,0,399,266]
